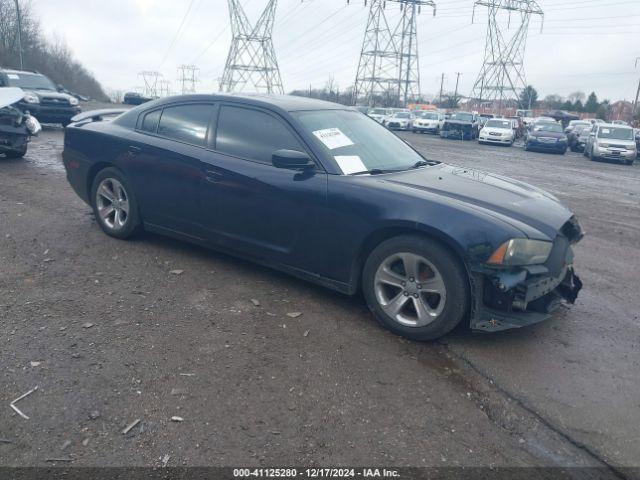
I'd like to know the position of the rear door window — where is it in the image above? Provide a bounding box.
[140,109,161,134]
[157,104,214,146]
[215,105,305,164]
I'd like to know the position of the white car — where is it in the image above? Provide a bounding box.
[385,112,415,131]
[413,112,444,134]
[478,118,515,146]
[367,107,390,124]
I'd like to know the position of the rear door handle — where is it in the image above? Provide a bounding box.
[205,169,224,183]
[128,146,142,156]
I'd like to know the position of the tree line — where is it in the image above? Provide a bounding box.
[0,0,108,101]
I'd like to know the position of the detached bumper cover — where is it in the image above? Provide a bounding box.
[470,220,584,332]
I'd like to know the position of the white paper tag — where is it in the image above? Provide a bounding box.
[335,155,367,175]
[7,74,19,79]
[601,128,610,134]
[312,128,354,150]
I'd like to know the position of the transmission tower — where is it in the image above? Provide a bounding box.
[470,0,543,112]
[220,0,284,94]
[177,65,199,94]
[353,0,435,107]
[159,79,173,97]
[138,71,163,98]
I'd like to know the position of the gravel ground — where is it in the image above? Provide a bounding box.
[0,124,638,476]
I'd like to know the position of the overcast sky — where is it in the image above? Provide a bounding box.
[33,0,640,101]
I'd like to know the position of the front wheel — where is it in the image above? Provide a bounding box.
[91,167,142,239]
[4,145,27,158]
[362,236,470,341]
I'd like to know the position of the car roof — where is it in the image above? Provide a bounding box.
[184,93,351,112]
[598,123,632,129]
[0,68,40,75]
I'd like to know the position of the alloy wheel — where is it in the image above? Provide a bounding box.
[95,178,130,231]
[374,252,447,327]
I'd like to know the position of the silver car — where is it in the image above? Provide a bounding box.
[584,124,637,165]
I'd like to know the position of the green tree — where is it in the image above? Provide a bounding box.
[584,92,599,114]
[519,85,538,108]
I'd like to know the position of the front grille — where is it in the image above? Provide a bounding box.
[41,97,70,106]
[609,144,627,149]
[538,137,557,143]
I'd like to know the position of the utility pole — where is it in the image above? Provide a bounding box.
[14,0,23,69]
[454,72,461,104]
[470,0,543,113]
[438,73,445,104]
[634,57,640,121]
[353,0,436,107]
[220,0,284,94]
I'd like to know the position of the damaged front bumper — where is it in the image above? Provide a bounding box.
[469,228,583,333]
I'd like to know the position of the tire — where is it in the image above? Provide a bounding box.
[362,235,470,341]
[4,145,27,158]
[90,167,142,239]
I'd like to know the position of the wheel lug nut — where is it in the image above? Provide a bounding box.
[409,277,415,282]
[413,294,419,298]
[416,284,421,289]
[401,281,406,286]
[403,292,409,296]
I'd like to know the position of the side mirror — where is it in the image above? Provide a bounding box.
[272,149,314,170]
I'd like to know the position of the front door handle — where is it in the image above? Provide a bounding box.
[128,145,142,156]
[205,169,224,183]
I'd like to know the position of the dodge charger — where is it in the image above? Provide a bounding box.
[62,94,583,341]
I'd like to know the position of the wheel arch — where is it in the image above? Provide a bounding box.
[349,224,471,295]
[87,162,122,204]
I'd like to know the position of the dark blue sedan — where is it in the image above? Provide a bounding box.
[525,122,568,154]
[62,94,583,340]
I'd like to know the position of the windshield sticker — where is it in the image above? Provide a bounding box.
[334,155,367,175]
[602,128,610,134]
[313,128,354,150]
[7,74,19,79]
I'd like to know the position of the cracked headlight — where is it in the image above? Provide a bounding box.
[487,239,553,266]
[68,96,79,106]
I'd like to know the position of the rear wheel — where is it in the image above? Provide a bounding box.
[362,235,469,341]
[91,167,141,239]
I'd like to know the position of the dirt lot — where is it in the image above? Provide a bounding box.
[1,125,639,476]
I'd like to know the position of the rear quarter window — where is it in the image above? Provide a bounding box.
[139,109,161,134]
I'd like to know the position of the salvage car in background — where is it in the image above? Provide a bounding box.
[367,107,389,124]
[0,69,80,126]
[386,111,415,131]
[440,111,479,140]
[0,87,41,158]
[525,122,568,154]
[583,124,637,165]
[567,123,592,152]
[413,111,444,134]
[123,91,154,106]
[478,118,515,146]
[63,94,583,341]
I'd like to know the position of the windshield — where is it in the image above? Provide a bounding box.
[533,123,562,133]
[450,113,474,122]
[370,108,386,115]
[394,112,411,119]
[422,113,439,120]
[5,72,56,91]
[485,119,512,129]
[599,127,634,141]
[294,110,428,174]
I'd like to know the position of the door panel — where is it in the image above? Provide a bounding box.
[199,105,328,274]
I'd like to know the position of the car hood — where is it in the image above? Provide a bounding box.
[444,119,473,126]
[529,130,565,139]
[599,139,635,147]
[381,164,572,240]
[26,89,72,100]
